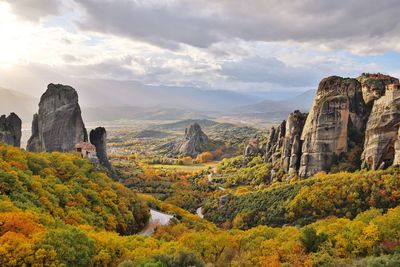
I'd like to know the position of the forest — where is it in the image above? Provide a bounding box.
[1,143,400,266]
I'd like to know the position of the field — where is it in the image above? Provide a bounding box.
[148,162,218,172]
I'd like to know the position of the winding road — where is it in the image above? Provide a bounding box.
[139,209,174,236]
[195,168,225,218]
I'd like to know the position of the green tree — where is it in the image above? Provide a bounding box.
[300,227,328,253]
[37,226,95,267]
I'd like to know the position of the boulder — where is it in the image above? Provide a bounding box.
[27,84,87,152]
[0,113,22,147]
[90,127,112,171]
[299,76,367,177]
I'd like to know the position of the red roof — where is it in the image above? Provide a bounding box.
[75,142,96,150]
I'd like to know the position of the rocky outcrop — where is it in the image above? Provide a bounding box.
[27,84,87,152]
[261,73,400,179]
[298,76,367,177]
[0,113,22,147]
[177,123,209,157]
[282,110,307,175]
[362,83,400,169]
[357,73,399,105]
[90,127,112,171]
[265,120,286,165]
[27,114,40,152]
[244,138,261,157]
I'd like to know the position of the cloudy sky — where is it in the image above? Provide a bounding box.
[1,0,400,97]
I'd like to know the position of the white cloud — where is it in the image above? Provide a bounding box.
[0,0,398,96]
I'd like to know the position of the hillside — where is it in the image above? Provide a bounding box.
[0,144,149,234]
[3,144,400,266]
[203,168,400,228]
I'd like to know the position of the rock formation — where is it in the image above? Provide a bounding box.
[362,83,400,169]
[298,76,367,177]
[0,113,22,147]
[357,73,399,105]
[177,123,209,157]
[27,84,87,152]
[90,127,112,171]
[393,126,400,167]
[244,138,261,157]
[282,110,307,175]
[263,73,400,179]
[265,120,286,165]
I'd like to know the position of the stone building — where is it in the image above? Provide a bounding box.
[75,142,98,163]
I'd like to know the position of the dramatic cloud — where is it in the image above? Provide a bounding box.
[72,0,400,53]
[7,0,400,53]
[0,0,399,98]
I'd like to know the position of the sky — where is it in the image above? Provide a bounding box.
[1,0,400,97]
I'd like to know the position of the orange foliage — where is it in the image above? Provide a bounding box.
[196,152,214,163]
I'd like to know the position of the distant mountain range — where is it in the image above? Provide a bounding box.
[0,80,315,124]
[232,89,315,114]
[0,87,38,122]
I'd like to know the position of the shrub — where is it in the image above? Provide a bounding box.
[196,152,214,163]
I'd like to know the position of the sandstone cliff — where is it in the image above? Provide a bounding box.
[0,113,22,147]
[298,76,367,177]
[362,83,400,169]
[264,73,400,179]
[27,84,87,152]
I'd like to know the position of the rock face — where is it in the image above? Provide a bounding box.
[177,123,209,157]
[282,110,307,175]
[27,84,87,152]
[90,127,112,171]
[0,113,22,147]
[393,126,400,167]
[362,83,400,169]
[357,73,399,105]
[264,73,400,179]
[298,76,367,177]
[262,73,400,179]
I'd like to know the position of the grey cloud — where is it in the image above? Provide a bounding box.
[4,0,64,21]
[74,0,224,49]
[73,0,400,52]
[6,0,400,53]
